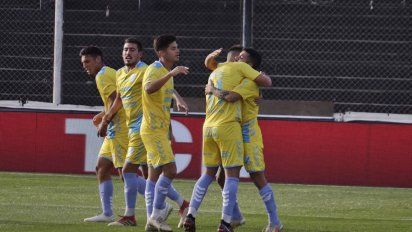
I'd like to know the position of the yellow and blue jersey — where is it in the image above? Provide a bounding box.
[204,62,260,127]
[116,61,148,136]
[95,66,127,138]
[232,78,260,123]
[141,60,174,134]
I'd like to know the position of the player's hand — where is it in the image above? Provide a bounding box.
[97,121,108,137]
[254,95,263,105]
[205,83,214,95]
[170,66,189,77]
[176,98,189,115]
[209,48,223,58]
[92,114,103,127]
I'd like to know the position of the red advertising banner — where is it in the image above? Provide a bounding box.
[0,111,411,187]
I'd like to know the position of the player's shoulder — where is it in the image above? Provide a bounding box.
[136,61,148,69]
[97,66,115,78]
[149,60,163,69]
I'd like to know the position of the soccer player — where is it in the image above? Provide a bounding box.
[141,34,189,231]
[80,46,128,223]
[183,48,272,232]
[204,48,283,232]
[98,38,189,229]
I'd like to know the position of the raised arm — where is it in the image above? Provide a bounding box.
[204,48,222,71]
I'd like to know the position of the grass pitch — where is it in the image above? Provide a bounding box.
[0,172,411,232]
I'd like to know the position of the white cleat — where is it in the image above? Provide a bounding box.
[160,202,173,221]
[83,213,115,222]
[231,216,246,229]
[148,216,173,232]
[263,224,284,232]
[145,222,158,231]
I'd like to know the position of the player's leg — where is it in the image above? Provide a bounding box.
[184,126,220,232]
[244,122,282,231]
[217,123,244,232]
[109,135,141,226]
[84,138,115,222]
[143,133,174,231]
[216,165,244,228]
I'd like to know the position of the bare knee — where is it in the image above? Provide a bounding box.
[250,171,268,190]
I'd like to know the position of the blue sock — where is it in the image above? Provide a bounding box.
[167,184,184,207]
[123,173,138,216]
[153,175,172,210]
[145,180,156,219]
[222,177,239,223]
[99,180,113,217]
[232,201,242,221]
[136,175,146,196]
[260,184,280,226]
[188,173,214,217]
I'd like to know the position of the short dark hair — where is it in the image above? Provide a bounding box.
[153,34,177,52]
[79,46,103,58]
[243,47,262,69]
[228,44,243,53]
[124,37,143,52]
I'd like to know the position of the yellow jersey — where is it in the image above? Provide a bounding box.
[116,61,148,135]
[204,62,260,127]
[141,60,174,134]
[232,78,260,123]
[95,66,127,138]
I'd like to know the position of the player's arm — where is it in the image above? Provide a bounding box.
[144,66,189,94]
[97,91,120,137]
[253,72,272,87]
[205,79,242,103]
[204,48,222,71]
[172,89,189,115]
[92,111,105,127]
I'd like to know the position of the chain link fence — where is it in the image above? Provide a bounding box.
[1,0,411,114]
[0,0,54,104]
[254,0,412,114]
[62,0,242,105]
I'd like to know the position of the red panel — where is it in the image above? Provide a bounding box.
[1,111,412,187]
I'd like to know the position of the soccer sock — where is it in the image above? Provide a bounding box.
[99,180,113,217]
[153,175,172,211]
[123,173,138,216]
[232,201,243,221]
[259,184,280,226]
[136,175,146,196]
[222,177,239,224]
[188,173,214,217]
[167,184,184,207]
[145,179,156,219]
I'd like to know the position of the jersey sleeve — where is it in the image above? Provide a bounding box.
[96,73,116,98]
[143,65,161,88]
[239,62,260,81]
[232,78,259,100]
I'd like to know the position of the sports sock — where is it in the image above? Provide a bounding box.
[123,173,138,216]
[99,180,113,217]
[153,175,172,211]
[259,184,280,226]
[187,173,214,217]
[222,177,239,223]
[145,179,156,219]
[167,184,184,207]
[136,175,146,196]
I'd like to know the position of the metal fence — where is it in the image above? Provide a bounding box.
[0,0,411,114]
[0,0,54,104]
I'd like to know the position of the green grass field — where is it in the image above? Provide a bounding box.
[0,172,411,232]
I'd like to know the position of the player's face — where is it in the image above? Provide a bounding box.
[163,41,180,63]
[122,43,141,66]
[228,51,241,62]
[81,55,100,76]
[238,51,252,67]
